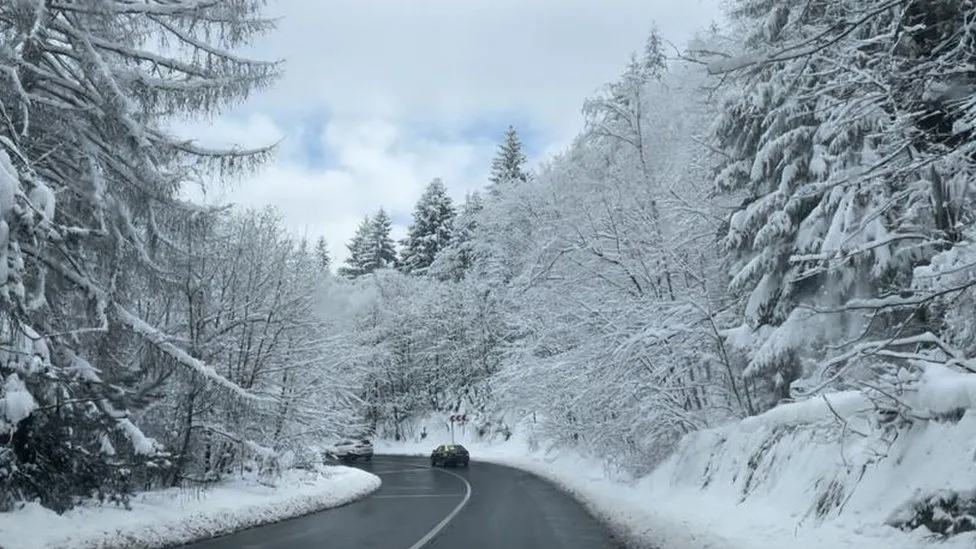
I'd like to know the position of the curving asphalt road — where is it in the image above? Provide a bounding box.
[180,455,625,549]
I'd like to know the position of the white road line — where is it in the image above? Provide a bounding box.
[405,465,472,549]
[372,493,466,499]
[372,468,431,475]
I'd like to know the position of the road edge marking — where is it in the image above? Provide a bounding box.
[373,493,466,499]
[405,466,472,549]
[372,468,432,475]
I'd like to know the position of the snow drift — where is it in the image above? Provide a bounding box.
[0,465,380,549]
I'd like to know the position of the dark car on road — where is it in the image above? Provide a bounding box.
[430,443,469,467]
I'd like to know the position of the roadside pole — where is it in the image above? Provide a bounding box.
[448,413,468,445]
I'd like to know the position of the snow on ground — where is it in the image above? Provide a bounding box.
[377,371,976,549]
[0,464,380,549]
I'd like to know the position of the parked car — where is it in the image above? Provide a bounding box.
[327,439,373,462]
[430,443,469,467]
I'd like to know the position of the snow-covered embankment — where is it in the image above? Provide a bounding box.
[636,363,976,549]
[0,464,380,549]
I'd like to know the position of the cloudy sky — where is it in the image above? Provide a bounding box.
[182,0,726,266]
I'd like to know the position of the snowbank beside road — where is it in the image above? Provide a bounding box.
[0,464,380,549]
[629,367,976,549]
[378,371,976,549]
[635,402,976,549]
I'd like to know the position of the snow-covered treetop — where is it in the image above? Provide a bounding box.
[488,126,530,188]
[399,178,456,276]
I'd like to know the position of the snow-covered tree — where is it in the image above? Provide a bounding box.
[482,41,740,468]
[340,209,398,277]
[327,269,503,441]
[488,125,530,191]
[364,208,398,273]
[709,0,976,407]
[115,201,358,483]
[429,191,485,282]
[399,178,456,275]
[315,236,332,271]
[339,216,373,279]
[0,0,278,512]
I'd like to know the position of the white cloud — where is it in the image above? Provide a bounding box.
[247,0,725,132]
[190,117,497,264]
[182,0,725,266]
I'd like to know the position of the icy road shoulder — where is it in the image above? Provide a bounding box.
[0,464,381,549]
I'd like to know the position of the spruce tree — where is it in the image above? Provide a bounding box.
[428,191,485,281]
[365,208,398,272]
[708,0,971,405]
[488,125,530,189]
[338,216,373,278]
[314,236,332,271]
[399,178,456,275]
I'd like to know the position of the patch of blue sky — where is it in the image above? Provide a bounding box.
[281,108,548,172]
[397,111,548,158]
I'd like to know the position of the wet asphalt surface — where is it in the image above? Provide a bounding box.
[179,455,624,549]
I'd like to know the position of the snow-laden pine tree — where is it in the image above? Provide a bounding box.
[399,178,455,275]
[473,126,539,287]
[340,210,398,277]
[315,236,333,271]
[487,126,530,192]
[364,208,398,273]
[712,0,976,407]
[339,215,373,278]
[428,191,485,281]
[0,0,279,511]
